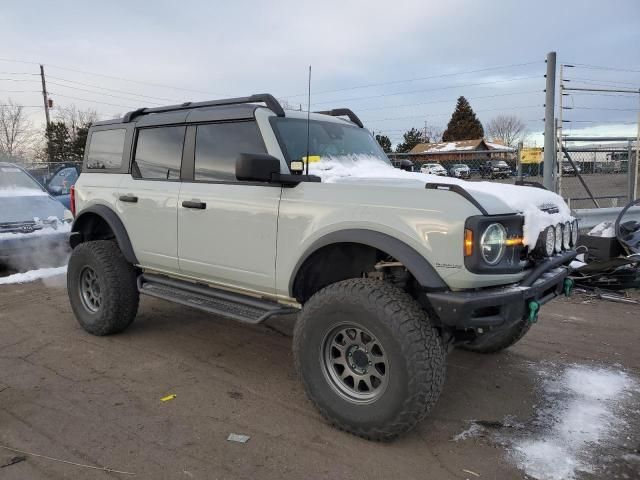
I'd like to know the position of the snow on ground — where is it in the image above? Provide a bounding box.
[511,365,637,480]
[0,266,67,285]
[453,363,639,480]
[309,155,574,247]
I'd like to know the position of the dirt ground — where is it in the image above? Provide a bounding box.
[0,277,638,480]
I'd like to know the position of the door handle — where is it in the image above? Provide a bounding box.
[119,194,138,203]
[182,200,206,209]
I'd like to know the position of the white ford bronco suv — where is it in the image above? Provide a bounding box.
[67,94,577,440]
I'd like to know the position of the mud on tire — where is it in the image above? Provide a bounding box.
[67,240,139,336]
[293,278,446,441]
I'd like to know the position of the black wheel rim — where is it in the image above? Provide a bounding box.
[321,323,389,404]
[79,266,101,313]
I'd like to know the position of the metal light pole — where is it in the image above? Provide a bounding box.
[543,52,556,191]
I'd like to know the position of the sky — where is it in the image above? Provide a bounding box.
[1,0,639,147]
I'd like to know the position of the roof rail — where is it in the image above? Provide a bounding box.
[122,93,285,123]
[314,108,364,128]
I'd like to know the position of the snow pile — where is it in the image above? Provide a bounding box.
[308,155,573,247]
[512,365,637,480]
[0,266,67,285]
[589,220,616,238]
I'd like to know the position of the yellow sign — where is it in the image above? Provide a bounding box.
[521,148,542,164]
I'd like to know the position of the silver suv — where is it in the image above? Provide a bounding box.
[67,94,577,440]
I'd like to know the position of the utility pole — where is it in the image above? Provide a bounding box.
[40,64,51,127]
[424,120,428,142]
[40,64,53,162]
[543,51,556,191]
[557,63,564,195]
[516,141,523,182]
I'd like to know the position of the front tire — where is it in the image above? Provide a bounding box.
[293,279,445,441]
[67,240,139,336]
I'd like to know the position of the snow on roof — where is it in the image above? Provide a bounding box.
[409,139,516,154]
[486,141,515,152]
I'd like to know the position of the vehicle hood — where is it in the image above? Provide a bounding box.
[309,155,574,247]
[0,191,67,224]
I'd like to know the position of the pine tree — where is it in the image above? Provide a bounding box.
[395,128,426,153]
[442,96,484,141]
[70,124,91,161]
[375,134,392,153]
[45,121,72,162]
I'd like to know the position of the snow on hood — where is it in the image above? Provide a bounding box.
[308,155,574,248]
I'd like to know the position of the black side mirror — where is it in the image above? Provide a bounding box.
[236,153,281,182]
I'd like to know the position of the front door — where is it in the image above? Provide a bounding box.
[177,121,281,295]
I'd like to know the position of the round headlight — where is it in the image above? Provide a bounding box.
[480,223,507,265]
[554,224,563,252]
[538,225,555,256]
[562,221,571,250]
[571,219,579,246]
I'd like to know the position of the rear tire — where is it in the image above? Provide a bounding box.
[67,240,139,336]
[459,318,531,354]
[293,279,445,441]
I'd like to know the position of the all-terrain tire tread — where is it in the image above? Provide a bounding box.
[68,240,139,336]
[293,278,445,441]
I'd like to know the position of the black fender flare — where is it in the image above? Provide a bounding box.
[289,229,447,295]
[71,205,138,265]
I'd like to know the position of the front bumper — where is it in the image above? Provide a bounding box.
[426,251,576,329]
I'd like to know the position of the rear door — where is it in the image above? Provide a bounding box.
[117,125,185,271]
[177,120,281,295]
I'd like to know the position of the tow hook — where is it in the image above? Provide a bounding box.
[563,278,574,297]
[528,300,540,324]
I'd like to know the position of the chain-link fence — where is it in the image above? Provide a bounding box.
[12,160,82,186]
[556,139,638,209]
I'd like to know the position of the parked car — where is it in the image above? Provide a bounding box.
[449,163,471,179]
[480,160,511,179]
[45,164,81,208]
[67,94,576,441]
[0,163,72,270]
[561,163,581,176]
[420,162,448,176]
[392,159,415,171]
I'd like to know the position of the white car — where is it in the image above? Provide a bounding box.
[67,94,577,442]
[420,163,447,176]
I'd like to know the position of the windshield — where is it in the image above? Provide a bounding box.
[0,166,46,194]
[271,118,390,165]
[48,167,78,191]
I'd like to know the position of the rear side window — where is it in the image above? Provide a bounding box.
[86,129,126,169]
[133,126,186,180]
[194,121,266,182]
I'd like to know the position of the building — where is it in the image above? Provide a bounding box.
[389,139,516,172]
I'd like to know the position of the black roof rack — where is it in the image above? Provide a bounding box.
[314,108,364,128]
[122,93,285,123]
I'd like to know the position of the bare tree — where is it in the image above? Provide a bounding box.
[55,105,99,143]
[486,114,527,147]
[424,124,443,143]
[0,99,36,160]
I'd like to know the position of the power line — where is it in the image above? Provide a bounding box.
[283,61,543,98]
[312,75,541,106]
[569,106,639,112]
[566,77,640,87]
[46,75,181,103]
[0,57,229,97]
[47,81,164,106]
[568,63,640,74]
[364,104,540,123]
[356,90,541,112]
[47,92,138,109]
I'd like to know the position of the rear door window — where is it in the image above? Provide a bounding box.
[194,121,266,182]
[86,129,126,169]
[133,126,186,180]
